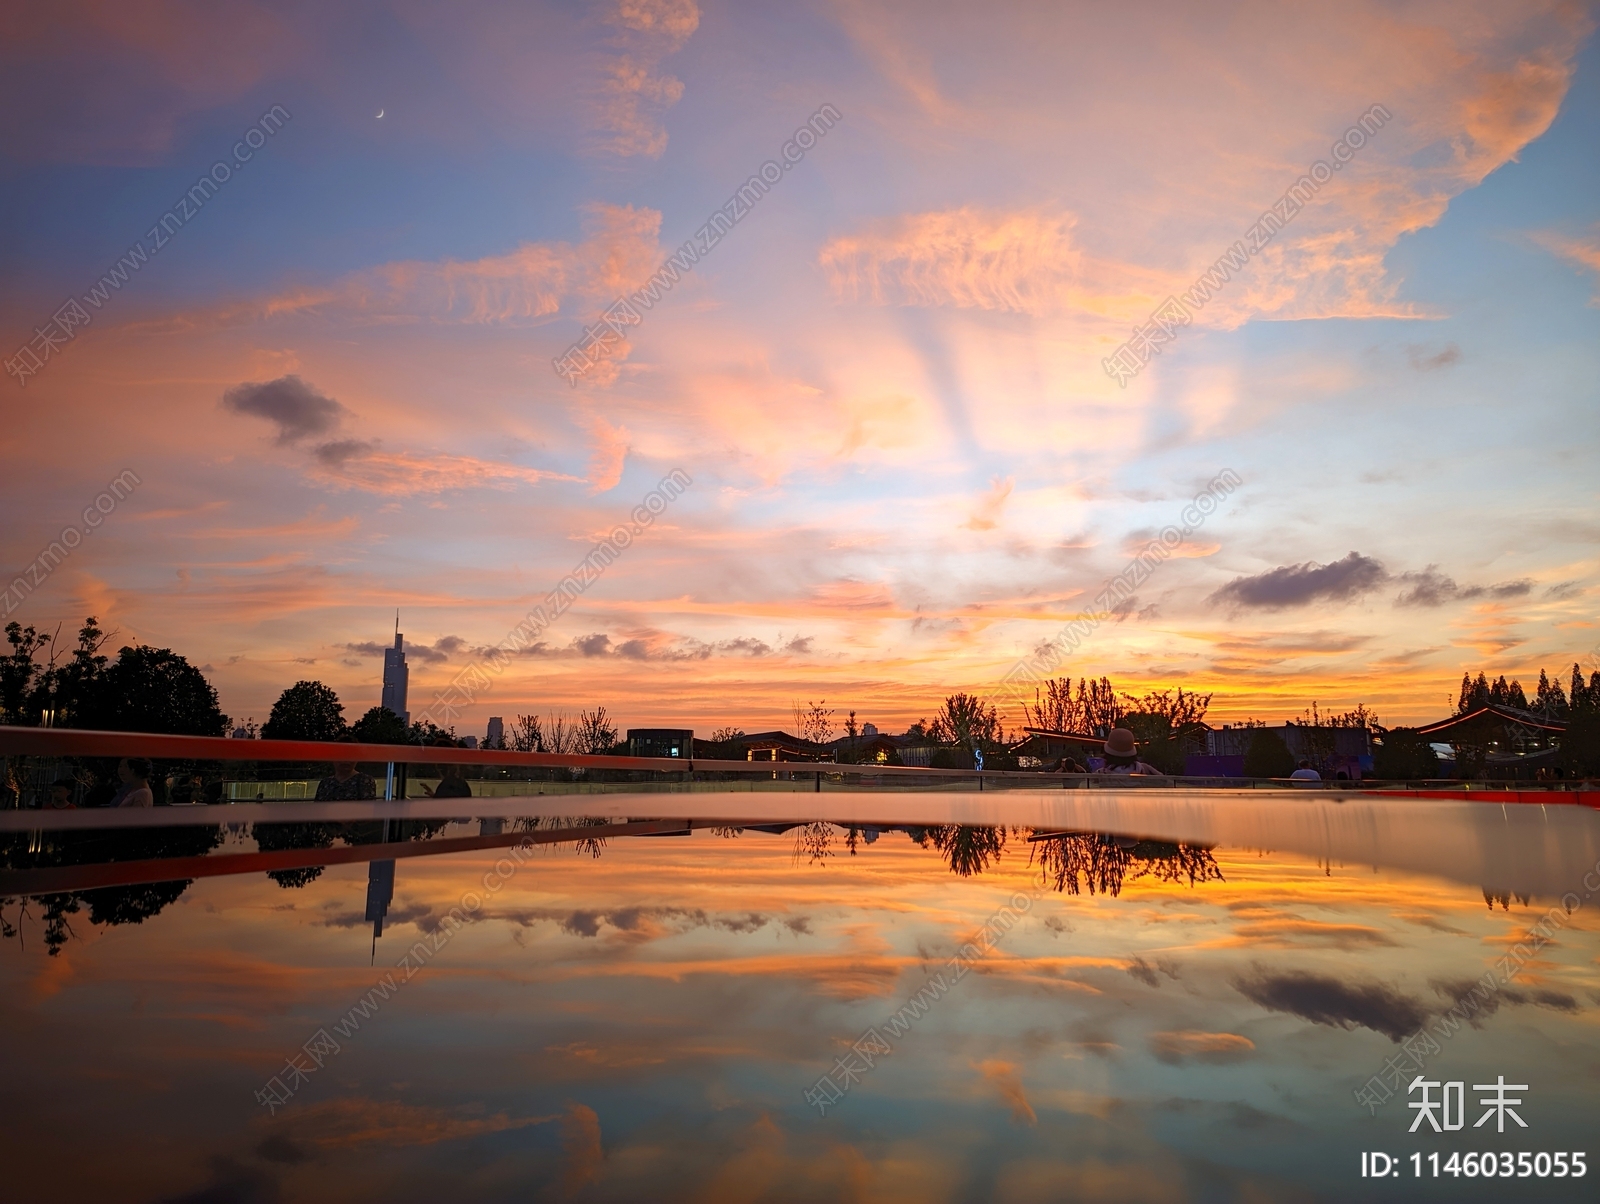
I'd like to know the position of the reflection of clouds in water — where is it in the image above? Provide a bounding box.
[1148,1029,1255,1065]
[560,1102,603,1195]
[976,1058,1037,1125]
[1428,977,1579,1023]
[1125,955,1180,988]
[478,904,811,941]
[318,901,432,930]
[1222,905,1398,950]
[272,1097,555,1149]
[1232,968,1427,1042]
[5,831,1598,1201]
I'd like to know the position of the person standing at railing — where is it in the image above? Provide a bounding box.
[315,738,377,801]
[420,739,473,797]
[1100,729,1164,776]
[112,758,154,807]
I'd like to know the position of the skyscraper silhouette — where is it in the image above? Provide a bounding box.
[382,614,409,724]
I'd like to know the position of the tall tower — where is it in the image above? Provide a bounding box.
[382,615,409,724]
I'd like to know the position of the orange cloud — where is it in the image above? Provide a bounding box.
[975,1059,1037,1125]
[809,579,899,612]
[1148,1030,1256,1065]
[276,1097,556,1149]
[822,207,1181,322]
[560,1101,605,1194]
[823,2,1590,337]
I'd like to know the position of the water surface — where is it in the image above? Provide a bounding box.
[2,792,1596,1202]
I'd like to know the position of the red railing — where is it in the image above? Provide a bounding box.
[0,725,1038,779]
[2,726,1593,796]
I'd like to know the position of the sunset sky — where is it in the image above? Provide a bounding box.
[3,0,1599,737]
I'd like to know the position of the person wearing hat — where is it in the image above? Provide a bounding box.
[1100,728,1163,776]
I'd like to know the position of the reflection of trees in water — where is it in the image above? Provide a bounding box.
[791,822,886,865]
[1483,888,1530,911]
[908,826,1007,877]
[786,822,1010,874]
[512,815,611,859]
[1030,833,1223,897]
[793,821,835,865]
[252,818,452,888]
[253,822,337,887]
[0,826,223,955]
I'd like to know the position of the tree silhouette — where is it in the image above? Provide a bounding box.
[1535,669,1568,718]
[793,821,835,865]
[1030,832,1222,896]
[509,712,584,753]
[262,681,348,742]
[350,705,408,744]
[1,824,222,955]
[1,622,53,723]
[1561,711,1600,778]
[905,825,1007,876]
[930,693,1003,750]
[576,706,619,754]
[71,644,228,736]
[253,822,340,887]
[1373,727,1439,779]
[791,700,835,745]
[1243,728,1295,777]
[1027,677,1079,733]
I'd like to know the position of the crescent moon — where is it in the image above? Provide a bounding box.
[376,109,385,119]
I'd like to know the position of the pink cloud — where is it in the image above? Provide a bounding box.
[210,203,664,330]
[594,0,700,157]
[964,476,1014,531]
[1531,226,1600,300]
[306,445,580,496]
[585,417,631,493]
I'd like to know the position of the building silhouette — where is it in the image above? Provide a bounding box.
[628,728,693,758]
[382,625,410,724]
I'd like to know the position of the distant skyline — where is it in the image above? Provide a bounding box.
[380,626,410,725]
[3,1,1598,735]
